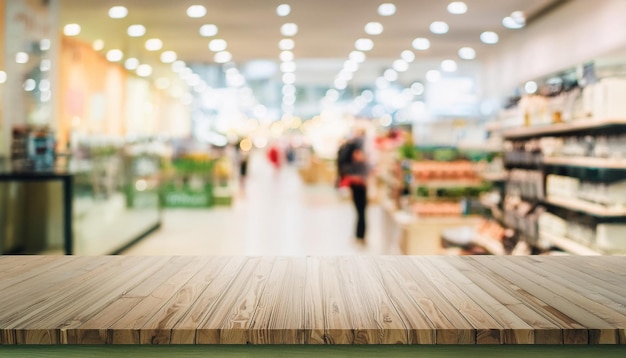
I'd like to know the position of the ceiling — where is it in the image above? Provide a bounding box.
[59,0,564,90]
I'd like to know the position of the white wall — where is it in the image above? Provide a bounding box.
[483,0,626,98]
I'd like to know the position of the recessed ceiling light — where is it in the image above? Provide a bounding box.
[145,38,163,51]
[525,81,538,94]
[137,64,152,77]
[441,59,457,72]
[15,52,29,64]
[393,59,409,72]
[401,50,415,63]
[40,39,51,51]
[384,69,398,82]
[0,71,7,84]
[334,79,347,90]
[106,49,123,62]
[458,47,476,60]
[355,38,374,51]
[365,22,383,35]
[63,24,81,36]
[447,2,467,15]
[214,51,232,63]
[23,79,36,92]
[378,3,396,16]
[187,5,207,18]
[426,70,441,82]
[40,59,51,72]
[108,6,128,19]
[343,60,358,73]
[412,37,430,50]
[280,51,294,62]
[125,58,139,70]
[283,72,296,84]
[480,31,499,44]
[155,77,171,90]
[349,50,366,63]
[281,62,296,73]
[160,51,177,64]
[503,12,526,29]
[277,4,291,16]
[376,77,389,89]
[430,21,449,34]
[172,60,186,72]
[281,23,298,37]
[92,39,104,51]
[127,25,146,37]
[209,39,227,52]
[279,39,295,50]
[283,84,296,96]
[199,24,218,37]
[411,82,425,95]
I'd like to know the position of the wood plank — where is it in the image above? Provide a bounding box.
[138,257,232,344]
[394,257,477,344]
[169,257,248,344]
[249,257,307,344]
[471,256,618,344]
[430,257,536,344]
[408,257,505,344]
[363,256,437,344]
[107,257,212,344]
[317,257,355,344]
[336,256,408,344]
[195,257,275,344]
[303,255,326,344]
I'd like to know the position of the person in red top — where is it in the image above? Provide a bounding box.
[267,142,282,170]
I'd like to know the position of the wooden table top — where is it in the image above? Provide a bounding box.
[0,255,625,345]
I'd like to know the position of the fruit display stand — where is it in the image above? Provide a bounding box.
[160,154,214,208]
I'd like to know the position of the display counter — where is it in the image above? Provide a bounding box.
[0,255,624,357]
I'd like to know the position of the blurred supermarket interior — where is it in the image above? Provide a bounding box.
[3,0,626,256]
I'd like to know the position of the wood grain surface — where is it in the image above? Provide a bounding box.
[0,256,625,345]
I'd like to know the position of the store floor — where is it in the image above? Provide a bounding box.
[122,152,393,256]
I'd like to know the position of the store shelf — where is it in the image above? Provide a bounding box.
[543,156,626,169]
[540,231,602,256]
[503,118,626,139]
[414,179,484,188]
[544,196,626,217]
[472,234,506,255]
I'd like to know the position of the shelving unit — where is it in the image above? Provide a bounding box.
[502,117,626,255]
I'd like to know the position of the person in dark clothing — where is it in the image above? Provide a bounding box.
[342,147,370,241]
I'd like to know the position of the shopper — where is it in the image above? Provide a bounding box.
[267,142,282,170]
[342,146,370,242]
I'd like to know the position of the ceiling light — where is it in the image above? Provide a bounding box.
[137,64,152,77]
[282,84,296,96]
[447,2,467,14]
[214,51,232,63]
[378,3,396,16]
[92,39,104,51]
[0,71,7,84]
[63,24,81,36]
[411,82,425,95]
[40,39,51,51]
[441,59,457,72]
[511,11,526,23]
[187,5,207,18]
[338,71,353,81]
[199,24,218,37]
[172,60,186,72]
[365,22,383,35]
[40,59,51,72]
[160,51,177,63]
[125,58,139,70]
[480,31,499,44]
[458,47,476,60]
[401,50,415,63]
[279,38,295,50]
[334,79,347,90]
[127,25,146,37]
[280,51,294,62]
[376,77,389,89]
[355,38,374,51]
[15,52,29,64]
[430,21,449,34]
[155,78,170,90]
[503,12,526,29]
[393,59,409,72]
[106,49,123,62]
[108,6,128,19]
[384,69,398,82]
[412,37,430,50]
[277,4,291,17]
[283,72,296,84]
[349,51,366,63]
[23,79,36,92]
[343,60,358,72]
[281,23,298,37]
[280,61,296,73]
[145,38,163,51]
[525,81,538,94]
[39,79,50,91]
[209,39,227,52]
[426,70,441,82]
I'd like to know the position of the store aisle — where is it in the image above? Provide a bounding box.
[122,151,389,256]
